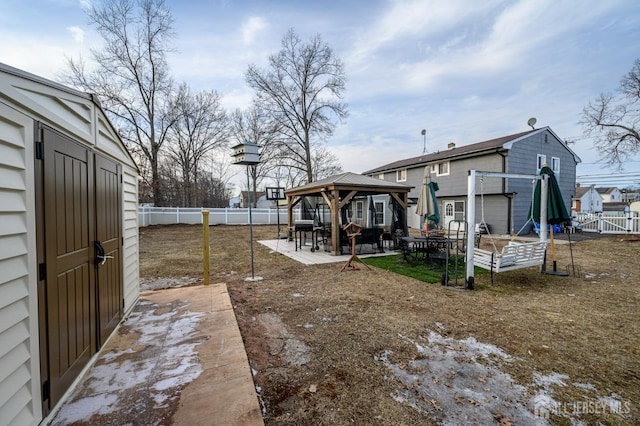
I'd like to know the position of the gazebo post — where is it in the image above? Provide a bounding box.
[287,195,294,240]
[331,189,340,255]
[402,192,409,237]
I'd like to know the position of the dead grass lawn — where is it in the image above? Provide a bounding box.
[139,224,639,425]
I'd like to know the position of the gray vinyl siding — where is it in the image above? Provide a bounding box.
[436,153,505,197]
[471,195,509,235]
[508,129,576,232]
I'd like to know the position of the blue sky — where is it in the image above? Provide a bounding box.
[2,0,640,187]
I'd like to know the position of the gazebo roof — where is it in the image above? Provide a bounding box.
[285,172,412,196]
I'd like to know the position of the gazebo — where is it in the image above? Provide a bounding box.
[285,172,412,256]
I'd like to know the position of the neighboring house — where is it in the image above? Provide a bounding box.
[363,127,580,234]
[0,64,140,424]
[572,184,603,213]
[238,191,270,208]
[596,187,623,203]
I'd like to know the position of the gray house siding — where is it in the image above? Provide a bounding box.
[507,129,577,233]
[438,153,504,196]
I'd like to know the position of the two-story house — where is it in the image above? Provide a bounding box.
[572,184,603,213]
[363,127,580,234]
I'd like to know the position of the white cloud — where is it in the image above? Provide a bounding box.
[67,25,85,43]
[241,16,267,45]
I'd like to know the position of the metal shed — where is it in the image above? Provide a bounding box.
[0,63,140,424]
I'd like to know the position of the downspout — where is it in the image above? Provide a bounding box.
[498,150,513,234]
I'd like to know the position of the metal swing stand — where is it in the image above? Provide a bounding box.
[465,170,548,290]
[340,222,372,272]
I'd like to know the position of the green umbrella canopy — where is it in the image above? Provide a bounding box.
[529,166,570,225]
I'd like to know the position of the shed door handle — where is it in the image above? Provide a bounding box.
[94,241,113,265]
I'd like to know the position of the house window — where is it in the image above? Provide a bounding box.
[378,173,385,180]
[356,201,364,220]
[396,169,407,182]
[551,157,560,175]
[437,161,450,176]
[454,201,465,221]
[537,154,546,172]
[374,202,384,225]
[431,164,437,173]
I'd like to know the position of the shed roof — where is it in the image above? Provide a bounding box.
[0,62,138,171]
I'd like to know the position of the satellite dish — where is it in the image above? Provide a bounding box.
[527,117,537,130]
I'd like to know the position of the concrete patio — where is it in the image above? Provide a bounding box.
[258,237,395,266]
[48,284,264,426]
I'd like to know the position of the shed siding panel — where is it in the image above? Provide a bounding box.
[122,167,139,313]
[0,103,39,425]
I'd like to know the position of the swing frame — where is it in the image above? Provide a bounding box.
[465,170,550,289]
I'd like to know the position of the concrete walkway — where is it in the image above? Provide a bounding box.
[49,284,263,426]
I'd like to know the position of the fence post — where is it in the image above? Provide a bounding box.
[598,213,603,233]
[202,210,210,286]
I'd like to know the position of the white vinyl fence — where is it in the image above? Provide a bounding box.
[139,206,299,227]
[575,211,640,234]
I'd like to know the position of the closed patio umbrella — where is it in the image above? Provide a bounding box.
[529,165,571,274]
[416,167,440,235]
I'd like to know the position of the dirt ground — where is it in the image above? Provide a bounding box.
[139,224,639,425]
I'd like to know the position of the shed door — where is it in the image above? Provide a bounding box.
[95,154,123,346]
[37,125,124,413]
[41,126,96,408]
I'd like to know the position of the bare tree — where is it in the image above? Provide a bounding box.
[246,29,348,184]
[581,58,640,167]
[311,145,343,180]
[268,145,343,189]
[167,83,229,206]
[60,0,176,205]
[230,106,280,207]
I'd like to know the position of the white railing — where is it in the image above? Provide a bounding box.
[138,206,299,227]
[575,212,640,234]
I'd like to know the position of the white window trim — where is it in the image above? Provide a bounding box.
[437,161,450,176]
[378,173,385,180]
[356,200,364,219]
[374,201,384,225]
[551,157,560,175]
[396,169,407,182]
[537,154,547,172]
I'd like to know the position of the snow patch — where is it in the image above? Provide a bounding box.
[52,300,206,425]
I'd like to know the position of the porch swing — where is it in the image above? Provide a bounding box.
[471,175,547,284]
